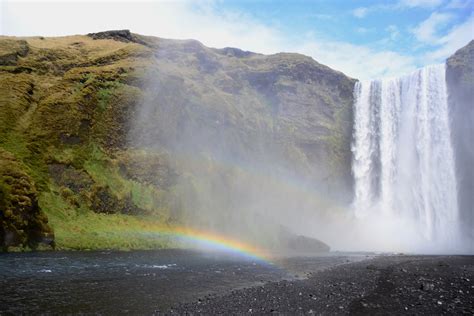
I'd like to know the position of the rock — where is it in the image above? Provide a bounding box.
[217,47,256,58]
[420,282,435,291]
[446,40,474,249]
[87,30,150,47]
[278,226,330,253]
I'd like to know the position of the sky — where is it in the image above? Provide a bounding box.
[1,0,473,79]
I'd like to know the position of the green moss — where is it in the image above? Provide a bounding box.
[83,146,169,217]
[0,148,53,250]
[39,189,173,251]
[0,35,173,251]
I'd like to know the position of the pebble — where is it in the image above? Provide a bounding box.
[167,256,474,315]
[420,282,435,291]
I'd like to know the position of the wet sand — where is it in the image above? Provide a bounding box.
[167,255,474,315]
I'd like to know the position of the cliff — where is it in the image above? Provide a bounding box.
[0,29,357,250]
[446,40,474,243]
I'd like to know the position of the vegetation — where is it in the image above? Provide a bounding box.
[0,33,177,251]
[0,148,53,251]
[0,30,357,251]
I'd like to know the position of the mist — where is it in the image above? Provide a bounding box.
[127,38,473,255]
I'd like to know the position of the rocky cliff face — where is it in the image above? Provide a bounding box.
[0,30,355,250]
[446,40,474,242]
[130,35,356,196]
[127,34,356,246]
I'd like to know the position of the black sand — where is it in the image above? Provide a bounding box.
[167,255,474,315]
[1,251,472,315]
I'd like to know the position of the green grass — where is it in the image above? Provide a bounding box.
[0,35,176,252]
[39,188,174,250]
[96,81,123,112]
[83,146,170,218]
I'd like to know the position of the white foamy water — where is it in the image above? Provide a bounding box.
[351,64,461,252]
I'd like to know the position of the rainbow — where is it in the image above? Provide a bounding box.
[132,226,271,263]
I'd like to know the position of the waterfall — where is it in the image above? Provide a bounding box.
[351,64,460,251]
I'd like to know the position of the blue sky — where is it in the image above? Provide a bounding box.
[1,0,473,79]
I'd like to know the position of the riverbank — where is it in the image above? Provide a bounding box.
[168,255,474,315]
[2,250,472,314]
[0,250,369,314]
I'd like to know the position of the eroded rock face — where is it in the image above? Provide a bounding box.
[130,39,356,203]
[116,151,178,189]
[0,149,54,250]
[87,30,150,47]
[446,40,474,245]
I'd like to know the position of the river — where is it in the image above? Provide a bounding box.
[0,249,371,314]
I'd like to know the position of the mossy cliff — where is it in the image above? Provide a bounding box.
[0,30,356,251]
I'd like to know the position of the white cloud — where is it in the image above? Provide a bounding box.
[350,0,444,19]
[308,13,334,20]
[352,7,369,18]
[296,38,417,80]
[356,27,372,34]
[423,15,474,62]
[445,0,473,9]
[412,12,453,43]
[412,11,473,64]
[386,25,401,41]
[398,0,444,8]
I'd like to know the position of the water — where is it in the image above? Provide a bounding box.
[351,64,460,252]
[0,250,370,314]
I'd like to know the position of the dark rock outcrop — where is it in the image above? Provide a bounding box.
[217,47,257,58]
[278,226,330,253]
[446,40,474,246]
[87,30,150,47]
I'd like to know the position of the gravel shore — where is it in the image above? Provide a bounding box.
[166,255,474,315]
